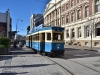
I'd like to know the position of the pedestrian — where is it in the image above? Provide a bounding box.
[19,40,23,47]
[13,40,17,48]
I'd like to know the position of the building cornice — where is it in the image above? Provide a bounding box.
[44,0,63,16]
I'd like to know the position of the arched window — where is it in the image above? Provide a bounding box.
[71,13,74,22]
[71,0,74,7]
[85,6,89,17]
[78,27,81,37]
[95,0,100,12]
[77,9,81,20]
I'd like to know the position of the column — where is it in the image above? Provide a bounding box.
[81,24,85,38]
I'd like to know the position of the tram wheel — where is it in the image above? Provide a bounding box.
[37,51,40,54]
[52,53,56,58]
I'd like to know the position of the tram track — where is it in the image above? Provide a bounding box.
[69,59,100,73]
[44,56,76,75]
[61,56,100,73]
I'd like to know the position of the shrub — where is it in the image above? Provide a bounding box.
[0,45,5,48]
[0,37,10,48]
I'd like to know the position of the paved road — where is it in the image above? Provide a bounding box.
[0,46,71,75]
[64,47,100,59]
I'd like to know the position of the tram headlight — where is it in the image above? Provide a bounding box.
[57,47,59,49]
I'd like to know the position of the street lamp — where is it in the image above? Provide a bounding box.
[15,19,23,40]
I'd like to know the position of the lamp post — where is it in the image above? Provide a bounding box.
[15,19,23,40]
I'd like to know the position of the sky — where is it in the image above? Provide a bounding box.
[0,0,50,36]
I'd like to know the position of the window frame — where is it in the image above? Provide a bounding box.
[71,0,74,7]
[78,27,81,38]
[77,9,81,20]
[85,6,89,17]
[71,13,74,22]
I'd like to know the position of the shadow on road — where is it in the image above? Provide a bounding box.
[0,64,54,68]
[62,48,100,59]
[0,72,28,75]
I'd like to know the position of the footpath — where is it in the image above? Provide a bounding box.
[0,45,69,75]
[64,45,100,52]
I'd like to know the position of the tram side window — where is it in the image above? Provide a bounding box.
[35,34,39,41]
[42,33,45,40]
[47,33,51,40]
[32,35,34,41]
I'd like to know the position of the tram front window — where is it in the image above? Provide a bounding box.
[53,33,63,41]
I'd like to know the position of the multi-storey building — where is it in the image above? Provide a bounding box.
[0,9,12,38]
[44,0,100,47]
[30,14,43,30]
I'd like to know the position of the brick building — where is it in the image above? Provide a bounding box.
[0,9,12,38]
[44,0,100,47]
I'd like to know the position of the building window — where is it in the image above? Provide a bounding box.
[72,28,75,38]
[86,26,89,37]
[66,30,69,38]
[57,19,59,26]
[62,6,64,12]
[62,16,64,25]
[77,0,81,3]
[85,42,88,45]
[94,42,99,46]
[57,9,59,15]
[95,0,100,13]
[53,11,55,19]
[78,27,81,37]
[71,13,74,22]
[95,23,100,36]
[66,15,69,23]
[71,0,74,7]
[77,9,81,20]
[66,4,68,10]
[85,6,89,17]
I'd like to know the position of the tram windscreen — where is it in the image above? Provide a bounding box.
[53,33,63,41]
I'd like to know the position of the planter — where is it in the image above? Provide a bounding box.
[0,48,10,55]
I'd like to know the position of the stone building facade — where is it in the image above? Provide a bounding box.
[44,0,100,47]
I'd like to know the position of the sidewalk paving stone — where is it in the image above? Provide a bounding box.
[0,46,71,75]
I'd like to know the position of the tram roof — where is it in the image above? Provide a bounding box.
[26,26,64,36]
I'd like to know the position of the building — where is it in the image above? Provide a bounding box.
[0,9,12,38]
[44,0,100,47]
[30,14,43,30]
[27,26,30,34]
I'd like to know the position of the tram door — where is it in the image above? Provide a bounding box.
[42,33,45,52]
[30,35,32,48]
[29,36,30,48]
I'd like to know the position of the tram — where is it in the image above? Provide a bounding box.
[26,24,65,56]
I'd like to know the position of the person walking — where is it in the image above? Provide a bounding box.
[19,40,23,47]
[13,40,17,48]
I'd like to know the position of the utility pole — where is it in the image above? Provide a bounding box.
[16,19,23,40]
